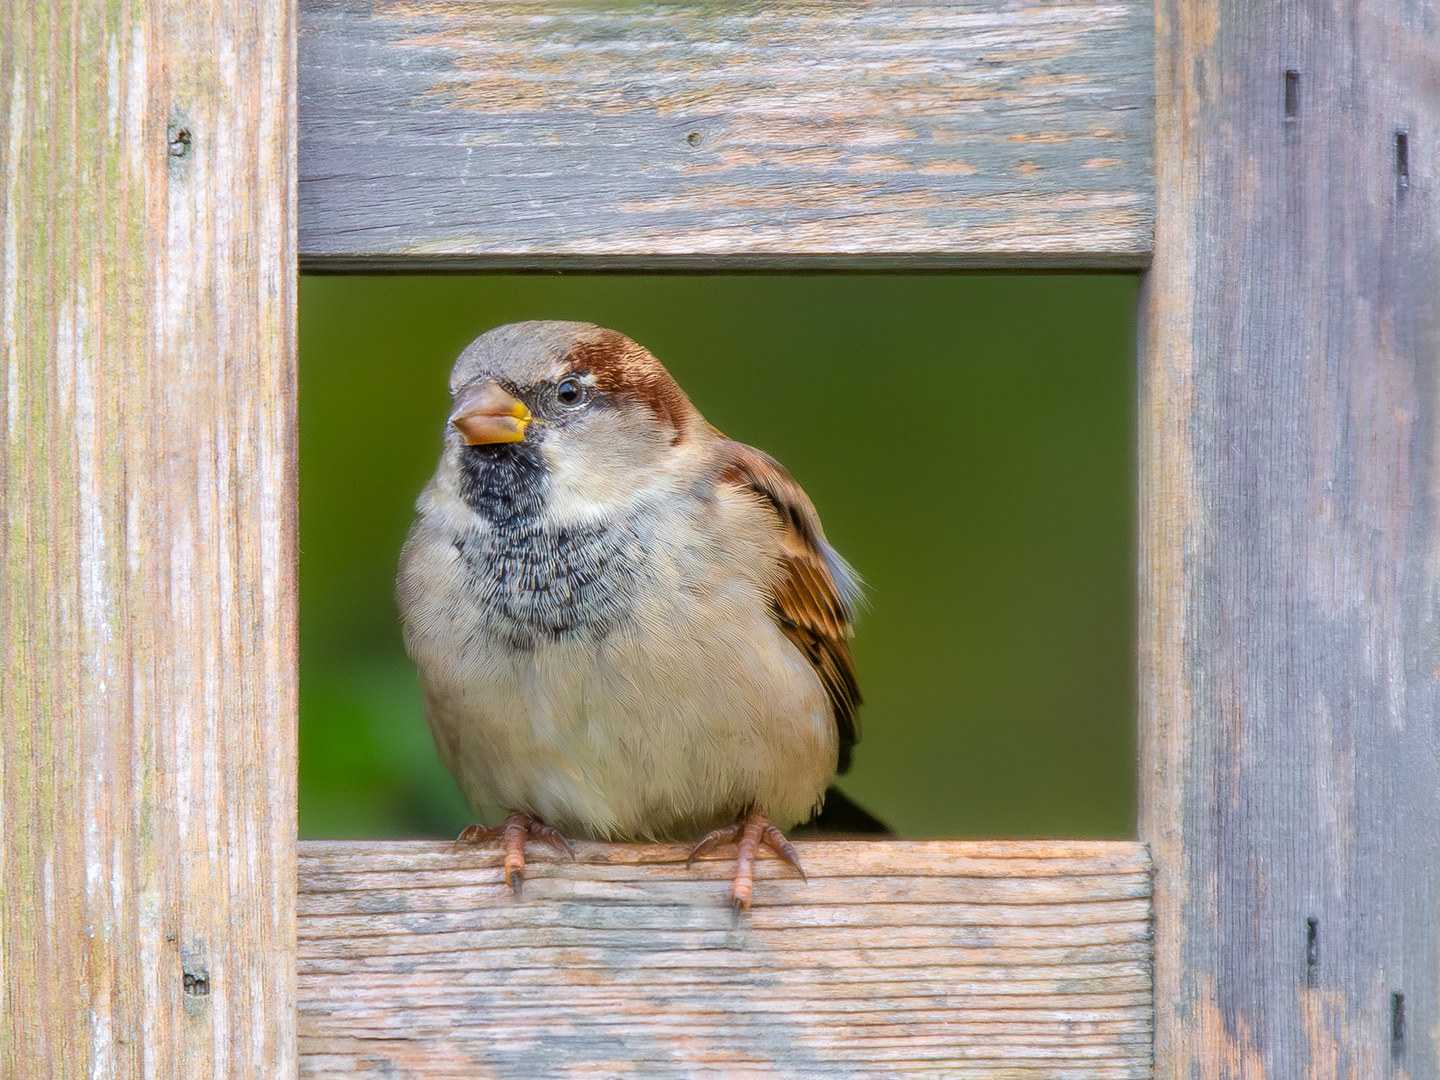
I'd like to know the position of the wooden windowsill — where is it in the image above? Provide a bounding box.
[298,839,1153,1078]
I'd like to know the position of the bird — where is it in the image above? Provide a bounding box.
[396,320,866,910]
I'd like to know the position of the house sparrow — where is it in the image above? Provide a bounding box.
[396,321,863,910]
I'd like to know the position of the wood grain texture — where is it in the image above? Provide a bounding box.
[0,0,297,1076]
[1139,0,1440,1076]
[297,0,1154,270]
[298,840,1153,1079]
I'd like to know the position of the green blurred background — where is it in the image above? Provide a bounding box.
[299,274,1138,840]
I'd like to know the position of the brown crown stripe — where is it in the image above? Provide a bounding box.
[563,332,691,444]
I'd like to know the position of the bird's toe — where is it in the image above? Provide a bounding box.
[455,812,575,895]
[688,811,807,912]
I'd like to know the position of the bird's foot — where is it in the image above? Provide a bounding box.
[455,812,575,895]
[687,811,807,912]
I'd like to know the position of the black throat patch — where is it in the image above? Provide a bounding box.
[453,442,647,649]
[456,441,547,524]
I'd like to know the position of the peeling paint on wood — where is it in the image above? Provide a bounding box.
[1139,0,1440,1076]
[297,0,1155,270]
[298,840,1154,1078]
[0,1,298,1076]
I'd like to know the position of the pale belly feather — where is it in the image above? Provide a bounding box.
[400,489,838,841]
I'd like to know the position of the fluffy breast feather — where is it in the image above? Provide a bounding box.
[396,477,838,840]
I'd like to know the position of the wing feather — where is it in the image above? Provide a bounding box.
[716,441,863,773]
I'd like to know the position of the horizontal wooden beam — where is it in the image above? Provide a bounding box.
[299,840,1153,1078]
[298,0,1154,271]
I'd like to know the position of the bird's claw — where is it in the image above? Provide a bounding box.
[686,822,743,868]
[761,822,807,881]
[687,812,806,912]
[455,812,575,894]
[528,818,577,859]
[454,822,501,847]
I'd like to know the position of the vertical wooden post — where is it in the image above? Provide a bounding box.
[0,1,296,1076]
[1142,0,1439,1076]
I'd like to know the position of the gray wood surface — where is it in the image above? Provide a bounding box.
[0,0,298,1075]
[298,0,1154,270]
[299,840,1153,1078]
[1139,0,1440,1076]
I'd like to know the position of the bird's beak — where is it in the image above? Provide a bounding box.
[450,381,532,445]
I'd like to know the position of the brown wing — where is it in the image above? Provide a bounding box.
[716,440,863,773]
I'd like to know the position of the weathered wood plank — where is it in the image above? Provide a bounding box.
[298,840,1153,1078]
[0,1,297,1076]
[1139,0,1440,1076]
[298,0,1155,270]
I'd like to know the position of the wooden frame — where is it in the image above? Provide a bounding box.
[298,0,1155,271]
[1141,4,1440,1074]
[299,841,1153,1076]
[2,0,298,1074]
[3,0,1436,1077]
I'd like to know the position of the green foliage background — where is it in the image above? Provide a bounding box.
[299,274,1138,840]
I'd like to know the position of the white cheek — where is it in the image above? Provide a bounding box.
[539,416,672,526]
[542,443,624,525]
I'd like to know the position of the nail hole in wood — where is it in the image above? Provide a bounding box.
[1391,992,1405,1057]
[685,131,702,147]
[1305,917,1318,986]
[180,936,211,1018]
[1284,70,1299,120]
[168,125,192,158]
[1395,131,1410,188]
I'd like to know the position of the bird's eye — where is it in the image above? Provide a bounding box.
[555,377,586,407]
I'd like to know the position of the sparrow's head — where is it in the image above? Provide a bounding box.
[438,321,705,523]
